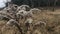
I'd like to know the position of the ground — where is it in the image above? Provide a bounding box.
[0,8,60,34]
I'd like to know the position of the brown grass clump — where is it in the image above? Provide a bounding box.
[0,9,60,34]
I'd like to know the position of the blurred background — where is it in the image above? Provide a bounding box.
[0,0,60,8]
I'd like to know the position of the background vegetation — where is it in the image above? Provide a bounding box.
[11,0,60,7]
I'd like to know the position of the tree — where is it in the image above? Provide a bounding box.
[53,0,57,11]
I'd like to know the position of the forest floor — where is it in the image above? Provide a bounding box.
[0,8,60,34]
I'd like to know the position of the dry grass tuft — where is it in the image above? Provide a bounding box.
[0,9,60,34]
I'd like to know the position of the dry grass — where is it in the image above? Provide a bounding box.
[0,9,60,34]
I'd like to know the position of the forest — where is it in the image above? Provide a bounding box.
[11,0,60,7]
